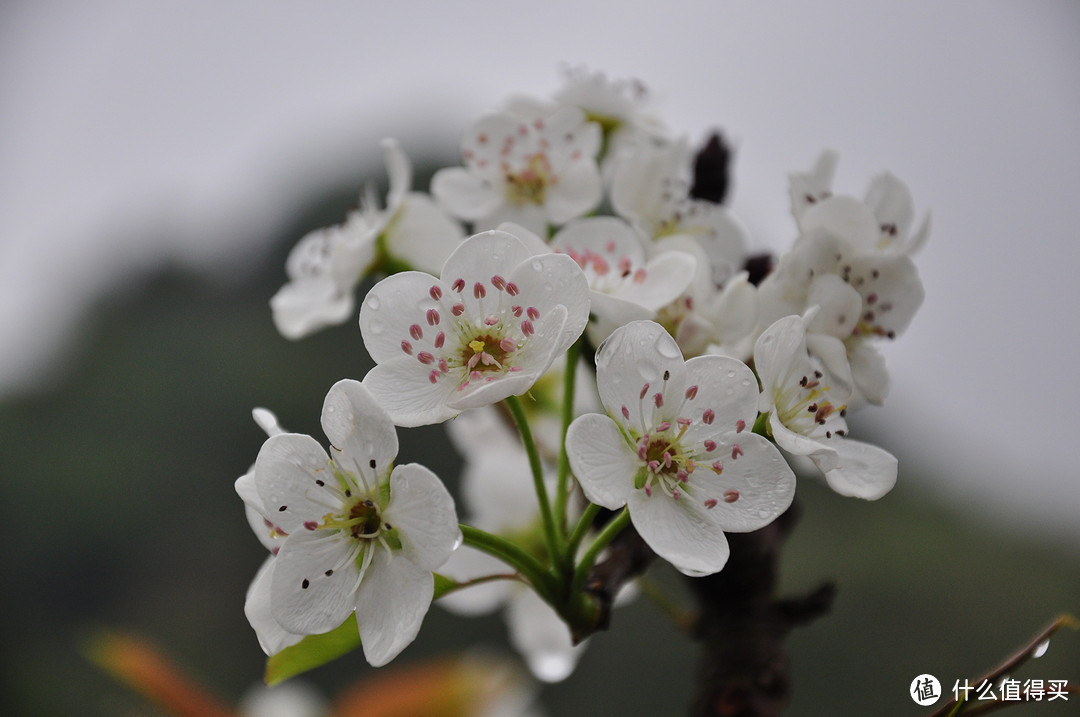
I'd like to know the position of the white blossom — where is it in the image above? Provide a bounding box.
[271,139,463,339]
[755,313,897,500]
[239,380,460,667]
[431,108,603,236]
[359,229,590,427]
[566,320,795,576]
[550,216,695,344]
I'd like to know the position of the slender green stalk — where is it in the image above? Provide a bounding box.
[565,502,601,561]
[554,339,582,538]
[459,524,557,601]
[504,395,562,562]
[571,507,631,593]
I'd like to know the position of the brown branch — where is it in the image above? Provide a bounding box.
[685,501,834,717]
[582,501,835,717]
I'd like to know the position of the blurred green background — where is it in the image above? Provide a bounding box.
[2,177,1077,717]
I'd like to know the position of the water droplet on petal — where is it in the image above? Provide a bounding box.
[657,342,680,359]
[727,369,736,379]
[368,321,385,335]
[531,259,543,272]
[367,296,381,310]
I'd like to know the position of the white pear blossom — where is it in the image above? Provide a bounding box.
[755,313,897,500]
[271,139,464,340]
[758,184,927,404]
[566,320,795,576]
[610,137,748,288]
[553,66,662,140]
[651,234,759,360]
[550,216,696,343]
[790,149,930,256]
[239,379,461,667]
[359,229,590,427]
[431,108,603,236]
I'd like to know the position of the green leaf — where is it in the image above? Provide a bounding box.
[264,573,461,685]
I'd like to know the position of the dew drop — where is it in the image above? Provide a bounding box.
[657,342,680,359]
[1033,639,1050,658]
[727,369,736,379]
[531,259,543,272]
[367,296,381,310]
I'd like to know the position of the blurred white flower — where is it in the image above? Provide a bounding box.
[271,139,463,339]
[431,108,603,236]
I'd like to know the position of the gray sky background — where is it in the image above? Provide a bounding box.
[2,1,1079,539]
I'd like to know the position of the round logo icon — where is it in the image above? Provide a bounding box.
[910,674,942,706]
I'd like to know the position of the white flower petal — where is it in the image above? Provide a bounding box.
[627,488,730,576]
[594,320,686,432]
[441,230,536,293]
[679,355,759,444]
[384,193,464,274]
[801,195,879,251]
[543,161,603,224]
[354,550,433,667]
[382,463,460,572]
[864,171,914,245]
[806,274,863,339]
[432,167,503,221]
[848,339,890,405]
[271,529,362,635]
[846,253,925,338]
[507,252,591,355]
[253,433,336,534]
[380,138,413,213]
[359,270,443,363]
[436,547,514,616]
[506,588,586,683]
[493,221,551,255]
[818,438,897,500]
[361,359,461,427]
[566,413,637,510]
[244,557,305,655]
[321,379,399,477]
[696,432,796,533]
[754,315,808,402]
[477,203,549,237]
[270,278,354,340]
[768,412,838,471]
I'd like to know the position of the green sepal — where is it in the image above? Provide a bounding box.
[264,573,459,685]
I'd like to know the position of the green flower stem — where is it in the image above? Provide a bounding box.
[571,507,631,594]
[504,395,562,562]
[459,524,557,601]
[751,411,770,437]
[554,338,582,539]
[565,502,601,561]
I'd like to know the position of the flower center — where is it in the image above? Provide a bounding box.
[775,370,848,438]
[346,498,383,540]
[505,153,552,205]
[464,335,510,373]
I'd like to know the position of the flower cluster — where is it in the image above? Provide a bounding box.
[242,67,928,682]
